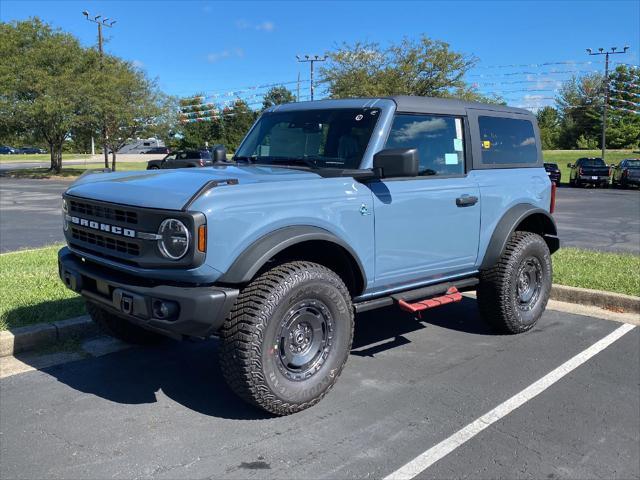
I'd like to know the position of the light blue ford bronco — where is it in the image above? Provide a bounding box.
[58,96,559,415]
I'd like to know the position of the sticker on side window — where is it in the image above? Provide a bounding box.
[455,118,463,139]
[453,138,463,152]
[445,153,459,165]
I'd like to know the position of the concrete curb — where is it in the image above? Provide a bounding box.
[0,284,638,358]
[550,285,640,314]
[0,315,96,358]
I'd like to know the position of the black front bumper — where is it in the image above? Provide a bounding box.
[58,247,238,338]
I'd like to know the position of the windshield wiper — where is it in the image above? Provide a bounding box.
[258,156,319,169]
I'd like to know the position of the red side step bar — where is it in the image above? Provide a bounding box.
[397,287,462,313]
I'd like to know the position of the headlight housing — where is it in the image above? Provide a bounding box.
[62,198,68,231]
[158,218,190,260]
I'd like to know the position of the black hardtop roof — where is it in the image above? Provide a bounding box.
[388,95,532,116]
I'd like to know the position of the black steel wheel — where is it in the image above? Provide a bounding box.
[219,261,354,416]
[477,231,552,334]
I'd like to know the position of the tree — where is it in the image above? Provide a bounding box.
[221,99,257,151]
[606,65,640,149]
[320,35,491,101]
[536,106,561,149]
[88,56,163,171]
[262,86,296,109]
[556,73,603,149]
[0,19,91,172]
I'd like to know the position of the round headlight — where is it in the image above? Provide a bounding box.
[158,219,190,260]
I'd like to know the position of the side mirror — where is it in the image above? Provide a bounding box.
[567,163,573,168]
[373,148,419,178]
[212,145,227,163]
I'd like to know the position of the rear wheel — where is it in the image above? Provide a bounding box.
[219,261,354,416]
[477,232,552,334]
[148,165,159,170]
[86,301,166,344]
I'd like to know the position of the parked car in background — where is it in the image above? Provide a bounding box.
[611,159,640,188]
[143,146,170,155]
[146,150,213,169]
[568,157,610,187]
[543,162,561,184]
[16,146,46,154]
[0,145,16,154]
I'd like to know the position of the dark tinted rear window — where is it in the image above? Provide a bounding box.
[578,158,605,167]
[478,116,537,165]
[625,160,640,167]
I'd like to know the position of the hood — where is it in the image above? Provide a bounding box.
[65,165,322,210]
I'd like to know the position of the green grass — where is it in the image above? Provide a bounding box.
[1,162,149,179]
[1,244,637,332]
[542,149,638,184]
[0,245,85,331]
[553,248,640,297]
[0,153,91,163]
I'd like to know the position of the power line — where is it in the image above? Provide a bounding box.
[296,54,327,101]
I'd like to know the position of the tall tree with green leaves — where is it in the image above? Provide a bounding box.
[320,35,491,101]
[556,73,603,149]
[88,56,163,170]
[0,18,91,172]
[221,99,257,151]
[262,86,296,110]
[536,106,561,149]
[606,65,640,149]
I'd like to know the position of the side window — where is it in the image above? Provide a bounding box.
[478,116,537,165]
[385,115,465,176]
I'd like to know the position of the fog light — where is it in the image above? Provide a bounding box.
[152,299,179,320]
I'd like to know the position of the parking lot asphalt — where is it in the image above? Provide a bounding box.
[0,301,637,479]
[1,177,638,254]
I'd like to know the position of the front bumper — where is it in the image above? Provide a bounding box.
[58,247,238,338]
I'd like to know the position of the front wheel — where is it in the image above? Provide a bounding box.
[219,261,354,416]
[477,232,552,334]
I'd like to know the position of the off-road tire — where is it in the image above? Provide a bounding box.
[219,261,354,416]
[477,231,552,334]
[86,301,166,345]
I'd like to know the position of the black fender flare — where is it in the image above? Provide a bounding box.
[480,204,559,269]
[217,225,367,285]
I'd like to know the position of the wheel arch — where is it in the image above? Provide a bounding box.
[480,203,559,270]
[217,226,367,296]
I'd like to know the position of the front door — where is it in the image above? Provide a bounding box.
[371,114,481,288]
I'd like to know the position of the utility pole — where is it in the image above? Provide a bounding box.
[83,11,116,167]
[586,46,629,162]
[296,55,327,101]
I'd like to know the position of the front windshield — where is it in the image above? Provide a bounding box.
[234,108,381,169]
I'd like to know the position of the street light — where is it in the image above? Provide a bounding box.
[586,46,630,162]
[296,54,327,100]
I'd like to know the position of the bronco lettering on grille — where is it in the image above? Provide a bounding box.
[67,215,136,238]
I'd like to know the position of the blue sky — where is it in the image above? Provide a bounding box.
[2,0,639,110]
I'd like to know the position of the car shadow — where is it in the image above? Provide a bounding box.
[24,297,490,420]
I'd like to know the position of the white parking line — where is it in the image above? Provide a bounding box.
[384,323,636,480]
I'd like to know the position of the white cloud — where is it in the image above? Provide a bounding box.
[207,48,244,63]
[256,21,274,32]
[235,19,275,32]
[390,118,447,142]
[132,59,144,69]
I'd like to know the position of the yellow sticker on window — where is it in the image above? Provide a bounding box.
[482,140,491,149]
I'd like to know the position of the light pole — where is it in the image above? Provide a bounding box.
[586,46,629,162]
[83,11,116,166]
[296,55,327,101]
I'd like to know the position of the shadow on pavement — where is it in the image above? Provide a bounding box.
[27,297,490,420]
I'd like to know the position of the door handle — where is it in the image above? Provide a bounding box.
[456,195,478,207]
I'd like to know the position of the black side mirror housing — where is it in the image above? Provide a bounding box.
[567,163,573,168]
[373,148,419,178]
[212,145,227,163]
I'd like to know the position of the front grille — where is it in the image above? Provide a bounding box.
[69,199,138,225]
[71,227,140,256]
